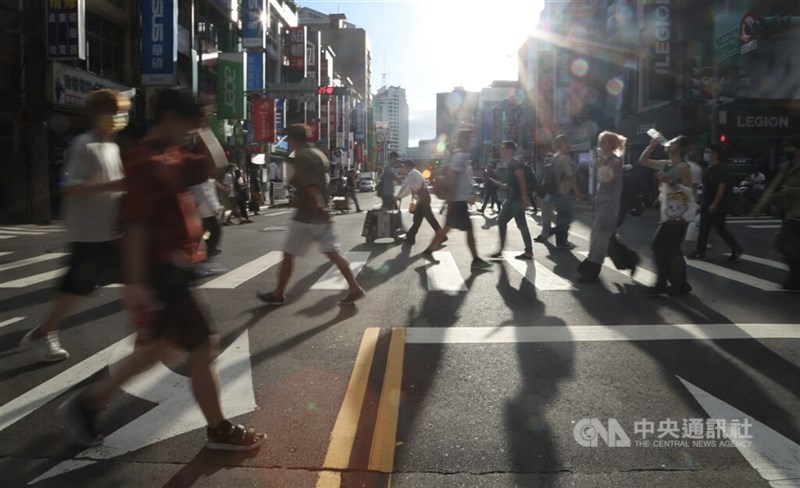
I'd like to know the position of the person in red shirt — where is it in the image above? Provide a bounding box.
[61,89,265,451]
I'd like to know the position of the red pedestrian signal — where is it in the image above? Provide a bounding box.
[719,134,727,143]
[318,86,334,95]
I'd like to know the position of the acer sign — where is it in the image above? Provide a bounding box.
[217,53,245,119]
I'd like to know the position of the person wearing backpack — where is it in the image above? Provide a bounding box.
[549,135,583,249]
[488,140,534,260]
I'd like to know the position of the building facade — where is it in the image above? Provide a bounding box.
[373,85,409,155]
[436,87,479,147]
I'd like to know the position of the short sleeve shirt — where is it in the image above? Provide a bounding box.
[702,164,734,210]
[63,132,125,242]
[554,154,575,195]
[291,144,330,223]
[450,151,474,202]
[120,143,212,265]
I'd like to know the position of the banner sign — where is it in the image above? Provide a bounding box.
[141,0,178,86]
[52,62,129,107]
[286,26,307,73]
[218,53,245,119]
[242,0,265,48]
[251,97,275,142]
[275,99,285,133]
[246,52,264,91]
[47,0,86,60]
[320,99,329,137]
[329,97,338,144]
[309,119,320,142]
[355,102,365,141]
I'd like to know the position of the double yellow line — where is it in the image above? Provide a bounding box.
[316,327,406,488]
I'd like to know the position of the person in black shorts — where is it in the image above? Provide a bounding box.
[18,90,129,363]
[422,129,491,271]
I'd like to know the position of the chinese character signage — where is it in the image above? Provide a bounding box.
[286,26,307,73]
[242,0,265,49]
[47,0,86,60]
[247,52,264,91]
[275,99,285,133]
[218,53,245,119]
[52,62,129,107]
[251,97,274,143]
[141,0,178,86]
[355,103,365,141]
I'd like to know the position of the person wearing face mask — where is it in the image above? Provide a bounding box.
[689,144,742,261]
[18,90,130,362]
[753,135,800,291]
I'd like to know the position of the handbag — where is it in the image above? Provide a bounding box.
[408,200,417,214]
[685,215,700,241]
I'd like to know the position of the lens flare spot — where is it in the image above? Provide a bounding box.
[606,77,625,96]
[571,58,589,77]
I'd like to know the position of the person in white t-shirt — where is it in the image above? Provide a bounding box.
[422,129,491,270]
[19,90,130,363]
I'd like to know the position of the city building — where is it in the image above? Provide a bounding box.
[373,85,409,155]
[477,80,523,164]
[436,87,479,146]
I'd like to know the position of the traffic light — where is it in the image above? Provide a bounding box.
[719,133,727,143]
[318,86,334,95]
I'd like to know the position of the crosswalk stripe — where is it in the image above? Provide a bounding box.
[14,225,65,230]
[575,251,657,287]
[747,225,781,229]
[503,252,575,291]
[525,215,589,241]
[426,251,467,292]
[728,218,780,223]
[311,251,371,290]
[0,253,68,272]
[198,251,282,289]
[0,317,25,329]
[0,268,66,288]
[0,229,48,236]
[739,254,789,271]
[0,235,14,240]
[0,252,12,257]
[686,259,783,292]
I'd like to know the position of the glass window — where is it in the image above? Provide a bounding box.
[86,12,124,82]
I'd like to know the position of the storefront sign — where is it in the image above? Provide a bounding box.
[242,0,266,49]
[246,52,264,91]
[217,53,245,119]
[141,0,178,86]
[47,0,86,60]
[251,97,274,142]
[651,0,671,74]
[355,102,365,141]
[736,115,790,129]
[52,62,129,107]
[275,99,285,133]
[286,26,307,73]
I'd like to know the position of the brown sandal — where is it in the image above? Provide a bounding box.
[206,420,266,451]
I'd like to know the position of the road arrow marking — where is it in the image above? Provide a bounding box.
[677,376,800,487]
[29,331,257,485]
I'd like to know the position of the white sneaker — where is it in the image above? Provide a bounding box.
[19,329,70,363]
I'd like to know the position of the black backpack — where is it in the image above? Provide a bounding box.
[521,163,543,197]
[542,158,559,196]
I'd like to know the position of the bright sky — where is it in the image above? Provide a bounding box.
[297,0,546,147]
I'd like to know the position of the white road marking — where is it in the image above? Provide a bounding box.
[404,323,800,344]
[0,252,12,256]
[0,229,48,236]
[0,334,135,432]
[311,251,371,290]
[503,252,575,291]
[0,252,68,272]
[0,235,14,240]
[198,251,281,289]
[0,268,66,288]
[0,317,25,329]
[740,255,789,271]
[29,331,257,484]
[728,218,781,223]
[678,377,800,487]
[526,215,589,241]
[264,210,292,217]
[686,259,783,292]
[747,225,782,229]
[574,251,657,287]
[426,251,467,292]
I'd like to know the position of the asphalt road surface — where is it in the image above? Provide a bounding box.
[1,192,798,488]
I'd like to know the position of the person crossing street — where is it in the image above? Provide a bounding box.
[489,141,533,260]
[396,159,441,245]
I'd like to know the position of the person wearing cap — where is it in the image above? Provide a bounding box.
[258,124,365,306]
[18,89,130,363]
[61,88,267,452]
[396,159,441,245]
[489,140,534,261]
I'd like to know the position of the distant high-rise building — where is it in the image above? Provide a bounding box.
[373,85,409,154]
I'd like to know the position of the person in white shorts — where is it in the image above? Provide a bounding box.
[257,124,365,306]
